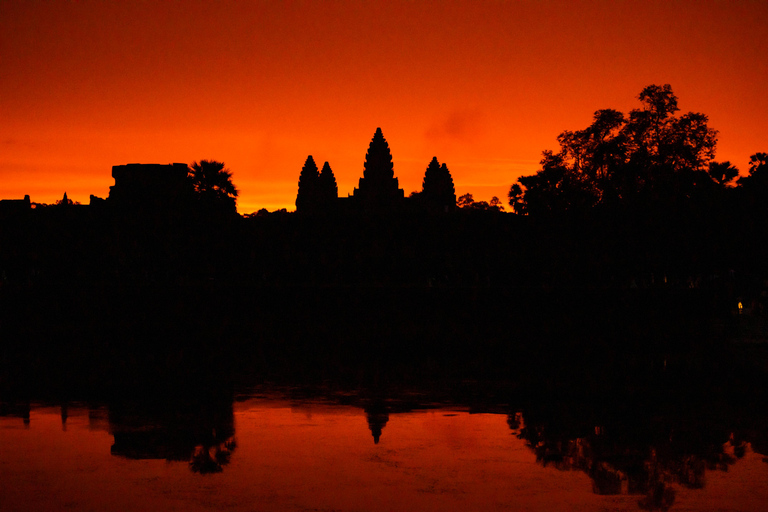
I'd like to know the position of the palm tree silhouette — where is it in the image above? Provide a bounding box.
[189,160,239,212]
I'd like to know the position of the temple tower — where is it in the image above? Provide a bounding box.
[352,128,404,210]
[421,158,457,212]
[295,155,320,212]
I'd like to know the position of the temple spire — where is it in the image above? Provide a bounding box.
[296,155,319,212]
[319,161,338,202]
[422,158,457,212]
[353,128,404,210]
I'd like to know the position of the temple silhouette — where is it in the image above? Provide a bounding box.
[108,163,190,211]
[2,126,461,220]
[296,127,456,214]
[351,127,404,210]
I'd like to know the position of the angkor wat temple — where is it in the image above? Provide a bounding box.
[108,162,191,212]
[295,128,457,214]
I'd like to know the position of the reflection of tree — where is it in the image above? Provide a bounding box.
[638,481,675,511]
[513,405,743,511]
[190,437,237,474]
[109,393,236,474]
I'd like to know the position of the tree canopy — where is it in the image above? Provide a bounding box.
[509,85,724,215]
[738,152,768,191]
[457,193,504,212]
[189,160,238,214]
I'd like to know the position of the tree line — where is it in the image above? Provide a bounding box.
[507,84,766,217]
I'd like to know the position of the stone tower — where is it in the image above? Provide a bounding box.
[295,155,320,213]
[421,157,457,212]
[352,128,404,210]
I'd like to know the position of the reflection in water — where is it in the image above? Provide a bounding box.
[511,403,767,512]
[3,279,767,510]
[365,401,389,444]
[2,391,768,512]
[108,396,236,474]
[0,401,30,427]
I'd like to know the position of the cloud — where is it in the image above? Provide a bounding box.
[424,109,484,143]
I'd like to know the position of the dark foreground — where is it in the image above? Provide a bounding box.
[1,285,767,511]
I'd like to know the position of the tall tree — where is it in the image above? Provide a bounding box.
[738,152,768,190]
[707,161,739,187]
[189,160,238,213]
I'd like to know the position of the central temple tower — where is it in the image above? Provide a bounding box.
[352,128,404,210]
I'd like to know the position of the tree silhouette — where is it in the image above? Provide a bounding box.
[509,84,719,215]
[457,193,475,209]
[189,160,238,213]
[458,193,504,212]
[421,157,457,212]
[189,437,237,474]
[508,183,524,214]
[707,161,739,187]
[296,155,320,212]
[738,152,768,190]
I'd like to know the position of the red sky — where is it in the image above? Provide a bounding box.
[2,0,766,213]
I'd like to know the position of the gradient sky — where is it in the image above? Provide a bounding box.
[2,0,767,213]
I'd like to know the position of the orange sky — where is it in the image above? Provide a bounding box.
[2,0,767,213]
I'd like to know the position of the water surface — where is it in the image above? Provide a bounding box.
[2,392,767,512]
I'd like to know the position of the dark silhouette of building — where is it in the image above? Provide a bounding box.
[297,128,465,214]
[296,157,340,213]
[351,128,405,211]
[319,161,338,204]
[292,128,463,214]
[421,157,457,212]
[296,155,320,213]
[108,163,191,211]
[0,195,31,218]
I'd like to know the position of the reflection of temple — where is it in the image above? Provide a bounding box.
[365,402,390,444]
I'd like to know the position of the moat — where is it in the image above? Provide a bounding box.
[2,286,767,511]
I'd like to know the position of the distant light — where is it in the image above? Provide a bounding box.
[738,302,743,314]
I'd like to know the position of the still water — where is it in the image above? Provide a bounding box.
[2,393,768,512]
[2,287,768,510]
